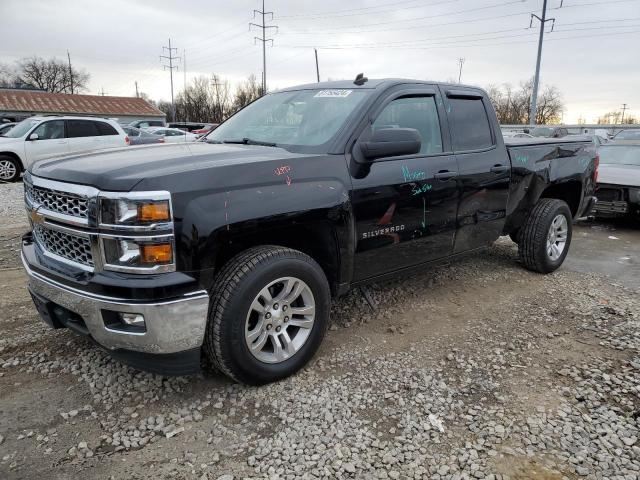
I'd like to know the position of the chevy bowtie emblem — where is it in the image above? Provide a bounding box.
[29,207,45,225]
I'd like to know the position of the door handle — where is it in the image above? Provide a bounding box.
[434,170,458,181]
[490,165,509,174]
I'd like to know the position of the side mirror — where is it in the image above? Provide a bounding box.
[28,133,39,141]
[360,128,421,161]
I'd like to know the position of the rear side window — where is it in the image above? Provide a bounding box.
[67,120,100,138]
[448,97,494,151]
[96,122,118,136]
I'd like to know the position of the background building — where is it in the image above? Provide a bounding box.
[0,88,165,124]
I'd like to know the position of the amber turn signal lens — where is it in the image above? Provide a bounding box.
[137,201,170,222]
[140,243,173,264]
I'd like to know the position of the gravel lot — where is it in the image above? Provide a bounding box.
[1,181,639,480]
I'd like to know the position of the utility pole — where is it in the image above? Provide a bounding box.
[100,87,107,96]
[315,48,320,82]
[250,1,278,94]
[135,81,139,98]
[67,50,74,94]
[160,38,180,122]
[621,103,629,124]
[457,57,465,83]
[529,0,556,125]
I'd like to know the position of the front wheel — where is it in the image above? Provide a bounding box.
[518,199,573,273]
[0,156,21,182]
[204,246,330,385]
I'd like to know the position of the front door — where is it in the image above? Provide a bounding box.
[350,88,460,281]
[24,120,68,163]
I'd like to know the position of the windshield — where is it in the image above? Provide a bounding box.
[614,130,640,140]
[531,127,553,137]
[599,145,640,166]
[2,118,40,138]
[206,89,370,149]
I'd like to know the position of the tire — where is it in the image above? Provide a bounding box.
[203,246,330,385]
[0,155,21,182]
[518,198,573,273]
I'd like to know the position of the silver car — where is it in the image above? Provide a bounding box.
[594,141,640,220]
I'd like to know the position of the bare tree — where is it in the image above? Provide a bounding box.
[597,111,637,125]
[15,56,89,94]
[232,74,264,113]
[0,63,17,88]
[486,79,564,124]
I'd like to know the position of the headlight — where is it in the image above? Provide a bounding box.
[100,196,171,226]
[98,191,175,273]
[102,237,174,272]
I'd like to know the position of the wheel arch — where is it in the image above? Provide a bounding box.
[539,180,583,218]
[209,221,343,297]
[0,151,25,171]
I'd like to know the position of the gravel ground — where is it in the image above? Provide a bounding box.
[0,182,639,480]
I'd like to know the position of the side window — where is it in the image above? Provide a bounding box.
[372,96,443,155]
[95,122,118,136]
[448,97,494,151]
[32,120,65,140]
[67,120,100,138]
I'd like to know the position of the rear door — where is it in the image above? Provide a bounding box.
[441,88,511,253]
[95,121,123,148]
[24,120,68,163]
[350,85,460,280]
[66,119,103,153]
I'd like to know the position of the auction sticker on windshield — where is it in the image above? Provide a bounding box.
[314,90,353,98]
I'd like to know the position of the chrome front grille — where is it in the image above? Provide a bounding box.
[33,225,94,268]
[25,183,89,219]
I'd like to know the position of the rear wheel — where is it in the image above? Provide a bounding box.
[0,156,20,182]
[518,198,572,273]
[204,246,330,385]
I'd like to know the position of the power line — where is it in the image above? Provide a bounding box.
[280,0,637,34]
[160,38,180,122]
[275,0,428,18]
[276,0,459,21]
[250,0,278,93]
[281,0,529,33]
[279,27,640,51]
[279,22,640,49]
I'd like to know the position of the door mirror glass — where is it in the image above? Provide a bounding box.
[28,133,39,140]
[360,128,422,160]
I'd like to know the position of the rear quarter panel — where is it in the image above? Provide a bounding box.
[504,140,597,233]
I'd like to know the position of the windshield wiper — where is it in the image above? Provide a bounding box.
[222,138,277,147]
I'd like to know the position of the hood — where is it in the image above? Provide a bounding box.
[30,142,305,191]
[598,163,640,187]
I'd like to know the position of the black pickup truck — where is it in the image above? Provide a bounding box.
[21,78,597,384]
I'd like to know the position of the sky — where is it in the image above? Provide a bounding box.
[1,0,639,123]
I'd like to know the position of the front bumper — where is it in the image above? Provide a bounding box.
[23,253,210,373]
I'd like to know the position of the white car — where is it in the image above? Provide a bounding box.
[0,116,129,182]
[146,127,198,143]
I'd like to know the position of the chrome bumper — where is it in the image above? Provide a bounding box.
[23,254,210,354]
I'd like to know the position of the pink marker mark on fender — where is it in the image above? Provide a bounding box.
[274,165,291,176]
[286,176,292,186]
